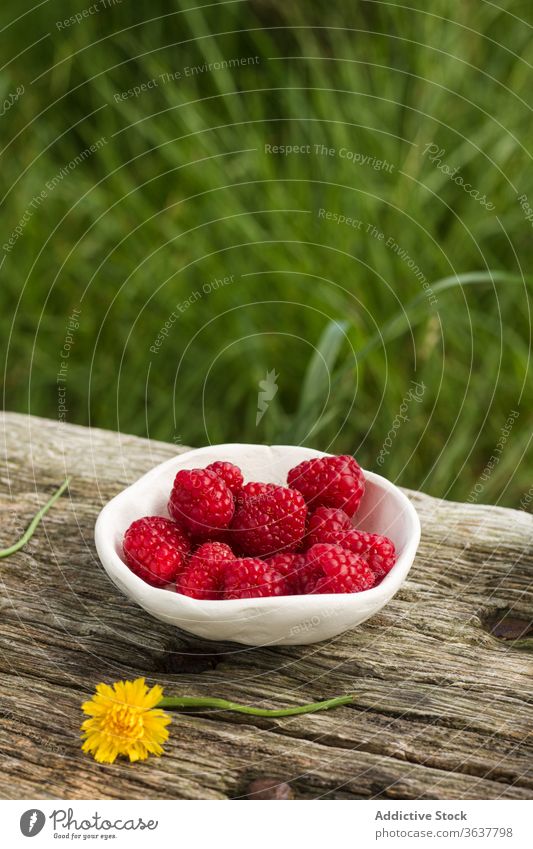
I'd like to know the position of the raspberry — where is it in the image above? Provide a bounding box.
[306,506,352,547]
[225,483,271,551]
[231,483,307,557]
[298,558,325,595]
[338,529,396,582]
[266,552,306,595]
[206,461,244,496]
[168,468,234,538]
[303,543,375,594]
[235,481,271,503]
[224,558,287,599]
[123,516,190,588]
[178,541,235,600]
[287,455,365,517]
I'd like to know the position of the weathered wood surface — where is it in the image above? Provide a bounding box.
[0,411,531,800]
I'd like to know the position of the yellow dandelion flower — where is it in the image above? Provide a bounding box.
[81,677,171,764]
[81,678,353,766]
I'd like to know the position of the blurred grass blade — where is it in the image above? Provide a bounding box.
[298,319,349,412]
[321,270,531,429]
[288,319,349,443]
[357,271,530,360]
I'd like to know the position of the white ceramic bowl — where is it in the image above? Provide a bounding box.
[94,444,420,646]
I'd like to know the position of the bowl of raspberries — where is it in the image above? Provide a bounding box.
[95,445,420,645]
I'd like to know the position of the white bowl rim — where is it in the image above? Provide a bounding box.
[95,443,421,616]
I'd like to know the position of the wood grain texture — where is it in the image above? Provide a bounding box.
[0,411,531,800]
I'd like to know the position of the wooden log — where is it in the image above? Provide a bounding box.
[0,412,531,799]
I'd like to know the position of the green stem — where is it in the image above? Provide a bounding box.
[0,478,70,558]
[157,694,354,717]
[512,637,533,652]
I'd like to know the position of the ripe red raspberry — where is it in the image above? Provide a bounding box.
[287,455,365,517]
[168,468,234,538]
[123,516,190,588]
[206,461,244,496]
[224,558,287,599]
[266,552,306,595]
[231,483,307,557]
[297,555,325,595]
[338,529,396,582]
[306,506,352,547]
[303,543,375,594]
[235,481,271,503]
[178,541,235,600]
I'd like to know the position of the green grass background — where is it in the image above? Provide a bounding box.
[1,0,531,507]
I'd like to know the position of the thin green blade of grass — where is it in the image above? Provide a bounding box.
[352,271,530,362]
[286,270,529,449]
[284,319,349,443]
